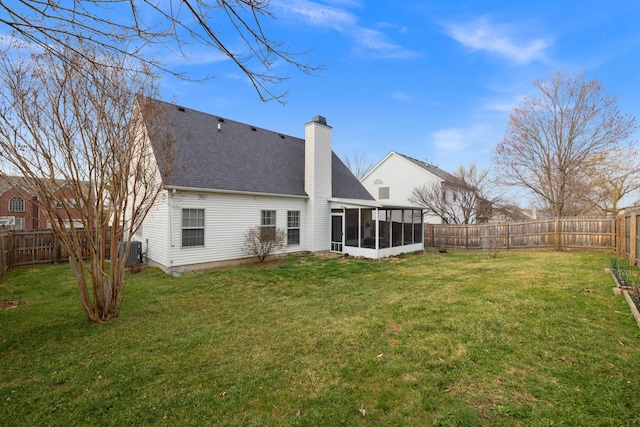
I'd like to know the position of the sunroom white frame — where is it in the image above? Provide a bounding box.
[329,198,424,259]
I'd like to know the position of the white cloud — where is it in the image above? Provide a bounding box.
[432,128,469,152]
[275,0,356,31]
[376,22,409,34]
[390,91,413,101]
[443,15,551,64]
[322,0,363,8]
[428,122,503,172]
[353,28,419,59]
[431,123,495,155]
[0,33,44,54]
[272,0,419,59]
[482,94,526,112]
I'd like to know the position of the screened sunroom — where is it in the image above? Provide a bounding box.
[329,199,424,259]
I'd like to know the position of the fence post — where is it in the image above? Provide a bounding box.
[465,225,469,249]
[622,214,628,259]
[0,233,5,278]
[7,231,14,270]
[630,212,637,265]
[612,217,617,254]
[53,234,59,264]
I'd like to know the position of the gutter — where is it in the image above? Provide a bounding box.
[165,185,309,200]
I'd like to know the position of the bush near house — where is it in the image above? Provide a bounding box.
[244,225,286,263]
[1,250,639,426]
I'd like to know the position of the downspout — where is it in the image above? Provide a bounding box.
[168,190,173,267]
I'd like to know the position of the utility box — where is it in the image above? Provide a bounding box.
[120,241,142,266]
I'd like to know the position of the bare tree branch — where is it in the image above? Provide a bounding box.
[409,163,500,224]
[0,0,322,103]
[343,152,374,180]
[584,145,640,216]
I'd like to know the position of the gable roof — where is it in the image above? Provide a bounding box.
[394,152,456,182]
[144,98,373,201]
[362,151,457,184]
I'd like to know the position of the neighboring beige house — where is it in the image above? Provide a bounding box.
[133,99,424,274]
[360,151,457,224]
[489,204,537,223]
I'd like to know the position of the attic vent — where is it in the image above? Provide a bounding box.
[312,115,327,125]
[177,106,185,112]
[279,134,285,139]
[251,127,257,131]
[217,117,224,122]
[373,179,383,185]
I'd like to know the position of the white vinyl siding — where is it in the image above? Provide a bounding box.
[304,119,332,253]
[164,191,308,270]
[361,152,444,224]
[133,190,170,268]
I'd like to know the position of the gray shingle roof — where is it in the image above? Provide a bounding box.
[145,98,374,201]
[396,152,457,182]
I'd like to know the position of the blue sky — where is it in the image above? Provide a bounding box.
[159,0,640,178]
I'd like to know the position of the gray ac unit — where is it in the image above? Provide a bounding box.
[120,241,142,266]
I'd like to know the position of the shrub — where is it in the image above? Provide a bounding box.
[244,226,286,263]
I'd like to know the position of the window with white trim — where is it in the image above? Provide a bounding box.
[287,210,300,245]
[261,210,276,240]
[13,217,24,230]
[9,197,24,212]
[182,208,204,247]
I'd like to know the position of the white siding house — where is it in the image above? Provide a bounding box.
[133,99,424,274]
[361,151,457,224]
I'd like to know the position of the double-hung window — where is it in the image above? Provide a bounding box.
[261,210,276,240]
[182,208,204,247]
[287,211,300,245]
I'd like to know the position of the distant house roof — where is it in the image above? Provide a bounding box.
[144,98,374,201]
[395,152,456,182]
[0,175,90,198]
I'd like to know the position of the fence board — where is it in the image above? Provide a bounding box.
[425,218,614,251]
[0,229,112,278]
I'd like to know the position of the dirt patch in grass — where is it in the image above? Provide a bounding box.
[0,300,26,311]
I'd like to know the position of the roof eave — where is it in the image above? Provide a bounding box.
[165,185,309,199]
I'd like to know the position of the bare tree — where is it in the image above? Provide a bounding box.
[409,180,455,224]
[448,164,497,224]
[244,226,286,263]
[343,153,374,180]
[585,145,640,216]
[0,40,175,323]
[409,163,498,224]
[0,0,320,103]
[494,71,638,219]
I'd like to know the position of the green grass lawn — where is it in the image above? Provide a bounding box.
[1,250,639,426]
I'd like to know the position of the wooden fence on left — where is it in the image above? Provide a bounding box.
[0,229,112,278]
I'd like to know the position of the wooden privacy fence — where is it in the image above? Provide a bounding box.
[615,208,640,266]
[0,229,112,278]
[424,217,615,251]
